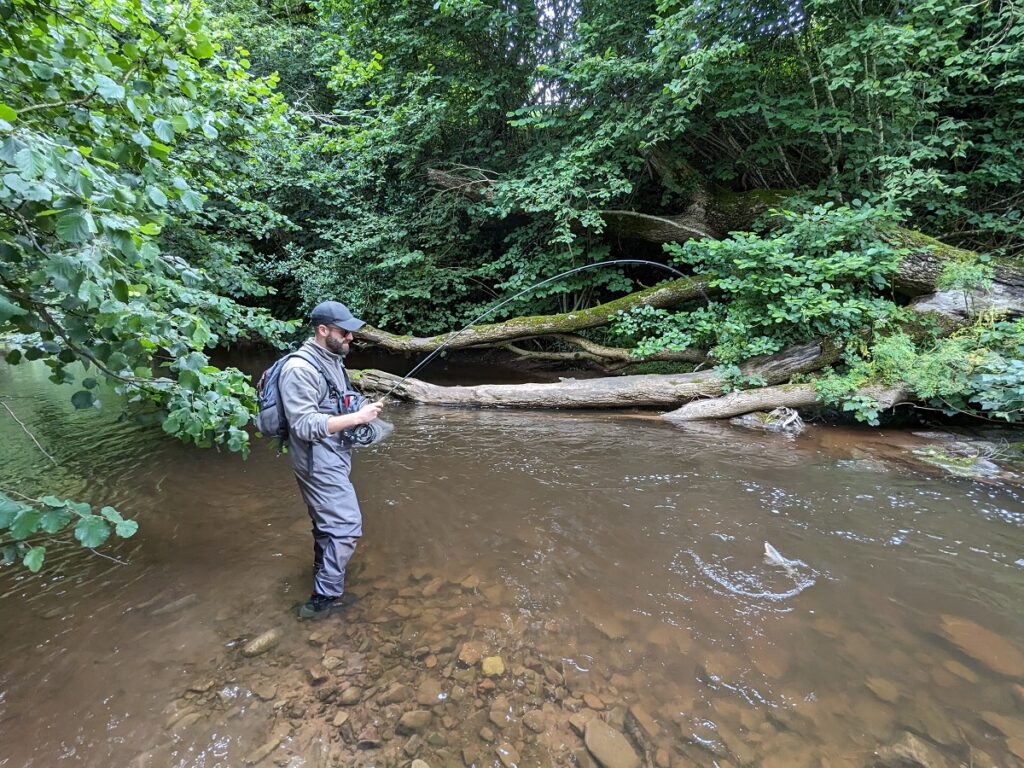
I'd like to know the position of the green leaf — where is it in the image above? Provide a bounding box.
[13,147,48,180]
[0,294,27,323]
[179,189,204,211]
[22,546,45,572]
[193,40,215,59]
[39,506,71,533]
[152,118,175,142]
[99,506,124,523]
[55,210,96,243]
[71,390,95,409]
[74,516,111,548]
[95,75,125,100]
[10,508,41,539]
[0,494,25,527]
[147,186,168,206]
[0,103,16,122]
[115,519,139,538]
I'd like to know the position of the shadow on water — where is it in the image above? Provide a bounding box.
[1,360,1023,767]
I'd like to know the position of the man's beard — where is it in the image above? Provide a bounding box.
[325,336,349,356]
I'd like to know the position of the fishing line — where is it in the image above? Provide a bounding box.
[382,259,692,399]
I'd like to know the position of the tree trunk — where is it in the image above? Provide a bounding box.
[355,342,835,407]
[355,276,712,353]
[661,383,910,421]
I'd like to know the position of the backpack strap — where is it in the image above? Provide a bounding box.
[290,349,343,402]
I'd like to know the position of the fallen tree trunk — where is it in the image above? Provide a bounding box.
[356,342,835,407]
[662,383,910,421]
[355,276,712,353]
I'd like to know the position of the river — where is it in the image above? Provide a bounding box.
[1,354,1023,768]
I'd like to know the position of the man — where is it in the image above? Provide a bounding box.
[278,300,384,619]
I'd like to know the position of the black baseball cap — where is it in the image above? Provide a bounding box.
[309,300,365,332]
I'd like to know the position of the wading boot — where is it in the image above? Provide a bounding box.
[296,592,357,620]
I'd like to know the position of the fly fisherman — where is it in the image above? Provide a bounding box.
[279,301,384,619]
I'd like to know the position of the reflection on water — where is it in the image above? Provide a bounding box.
[1,361,1024,767]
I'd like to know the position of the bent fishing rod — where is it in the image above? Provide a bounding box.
[381,259,691,400]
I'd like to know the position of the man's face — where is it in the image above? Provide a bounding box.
[323,325,353,356]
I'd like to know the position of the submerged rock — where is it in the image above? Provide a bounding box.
[482,656,505,677]
[496,742,521,768]
[459,641,486,667]
[875,731,951,768]
[866,677,900,704]
[730,407,806,435]
[939,614,1024,677]
[397,709,434,734]
[584,719,640,768]
[241,629,281,658]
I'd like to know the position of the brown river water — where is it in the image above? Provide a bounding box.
[1,354,1023,768]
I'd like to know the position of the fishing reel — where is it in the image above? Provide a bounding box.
[340,391,394,447]
[344,419,394,447]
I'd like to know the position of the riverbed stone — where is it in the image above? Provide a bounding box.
[338,686,363,705]
[584,718,640,768]
[866,677,900,703]
[417,678,445,706]
[243,737,280,765]
[459,641,486,667]
[411,761,431,768]
[583,693,605,710]
[381,682,412,704]
[398,709,434,734]
[628,703,660,742]
[242,629,281,657]
[939,615,1024,677]
[496,742,521,768]
[252,682,277,701]
[875,731,951,768]
[333,711,350,727]
[307,666,329,686]
[522,710,547,733]
[482,656,505,677]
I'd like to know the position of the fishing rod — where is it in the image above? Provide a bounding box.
[382,259,690,399]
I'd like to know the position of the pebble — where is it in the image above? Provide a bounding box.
[416,678,444,706]
[338,686,363,705]
[332,711,349,727]
[397,709,434,734]
[411,761,431,768]
[522,710,547,733]
[459,641,486,667]
[482,656,505,677]
[382,683,412,703]
[583,693,605,710]
[628,703,660,742]
[252,682,277,701]
[241,629,282,658]
[496,741,521,768]
[307,666,328,686]
[584,718,640,768]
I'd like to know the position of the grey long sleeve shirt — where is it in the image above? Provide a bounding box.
[278,339,351,462]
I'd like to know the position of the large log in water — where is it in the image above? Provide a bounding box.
[662,383,910,421]
[356,342,834,407]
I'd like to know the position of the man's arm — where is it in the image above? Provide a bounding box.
[279,363,382,441]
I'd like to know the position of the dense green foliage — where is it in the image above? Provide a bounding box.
[0,0,293,566]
